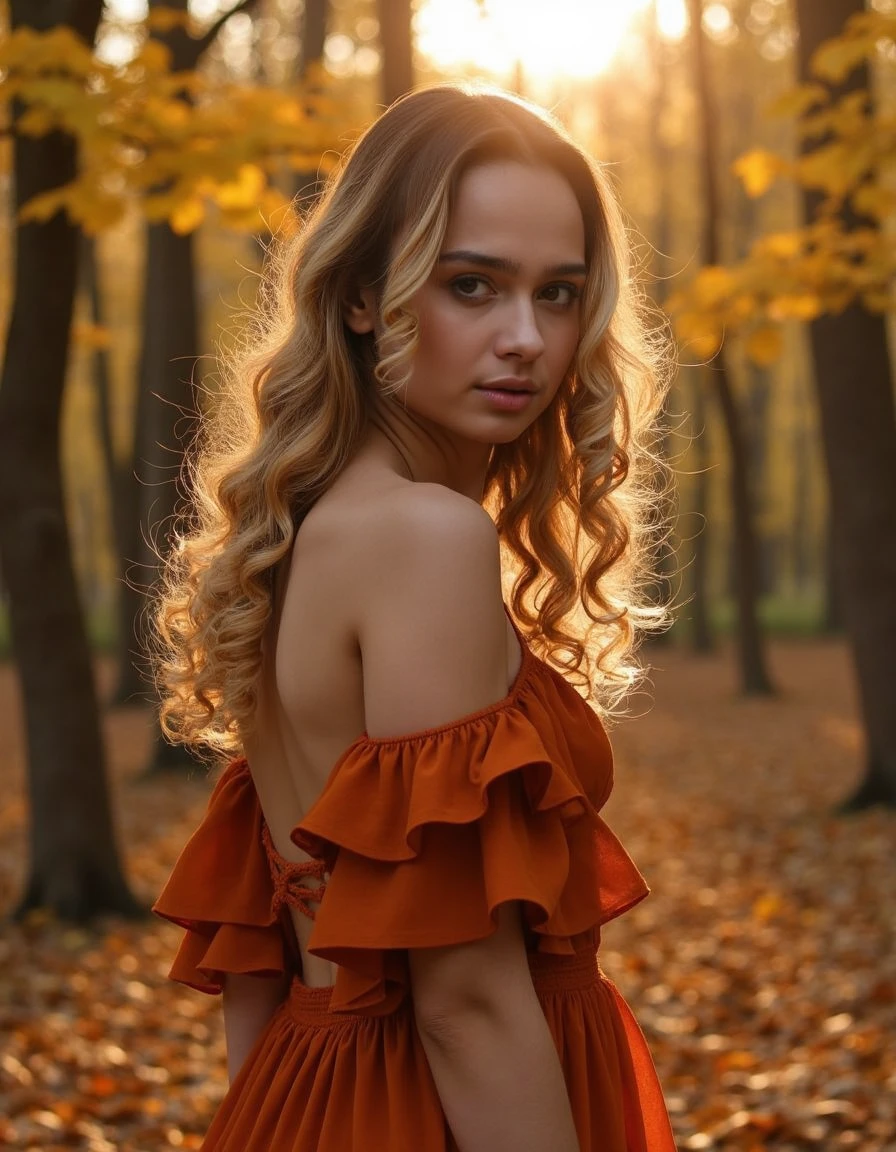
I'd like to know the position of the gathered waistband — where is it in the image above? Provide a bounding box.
[285,949,605,1026]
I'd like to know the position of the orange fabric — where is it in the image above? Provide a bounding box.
[153,637,677,1151]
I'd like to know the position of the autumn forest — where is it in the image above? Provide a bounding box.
[0,1,894,1149]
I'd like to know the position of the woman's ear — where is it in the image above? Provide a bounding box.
[342,285,378,334]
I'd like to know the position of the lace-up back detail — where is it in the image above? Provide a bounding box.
[261,823,329,921]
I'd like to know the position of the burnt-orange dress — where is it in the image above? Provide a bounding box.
[153,617,676,1151]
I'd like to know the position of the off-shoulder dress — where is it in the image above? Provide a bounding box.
[153,613,676,1151]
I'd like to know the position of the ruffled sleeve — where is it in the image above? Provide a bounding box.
[291,665,650,1016]
[152,760,292,994]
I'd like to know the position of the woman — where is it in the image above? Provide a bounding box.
[153,84,676,1151]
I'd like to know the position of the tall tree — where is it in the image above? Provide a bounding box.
[377,0,413,105]
[793,0,896,810]
[136,0,259,773]
[293,0,329,206]
[688,0,774,692]
[0,0,141,920]
[81,234,146,705]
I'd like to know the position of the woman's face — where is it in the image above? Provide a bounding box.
[369,160,587,446]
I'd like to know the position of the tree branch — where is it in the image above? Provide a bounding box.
[193,0,262,60]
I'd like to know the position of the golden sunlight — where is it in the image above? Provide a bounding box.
[416,0,688,86]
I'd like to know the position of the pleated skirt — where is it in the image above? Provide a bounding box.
[200,951,675,1152]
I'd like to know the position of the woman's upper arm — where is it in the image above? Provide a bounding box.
[359,485,511,739]
[358,486,535,1018]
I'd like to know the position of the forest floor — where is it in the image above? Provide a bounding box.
[0,638,894,1152]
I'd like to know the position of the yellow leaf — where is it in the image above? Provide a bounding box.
[811,33,871,84]
[18,186,69,224]
[139,39,173,74]
[766,83,828,121]
[733,149,785,198]
[767,294,822,322]
[745,326,783,367]
[860,289,893,313]
[170,197,205,234]
[752,893,782,921]
[146,6,191,32]
[755,231,804,260]
[673,312,723,361]
[851,184,895,220]
[16,107,56,136]
[214,164,266,210]
[692,266,735,308]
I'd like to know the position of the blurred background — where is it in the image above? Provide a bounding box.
[1,3,895,1150]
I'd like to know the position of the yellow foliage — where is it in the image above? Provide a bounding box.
[18,186,69,224]
[214,164,266,211]
[16,106,56,136]
[138,40,174,75]
[766,84,827,122]
[170,197,206,235]
[145,6,191,33]
[767,295,823,322]
[76,192,127,235]
[744,326,783,367]
[860,290,893,313]
[733,149,786,199]
[811,28,872,84]
[851,184,896,220]
[672,312,723,361]
[754,232,803,260]
[691,266,735,308]
[796,143,863,199]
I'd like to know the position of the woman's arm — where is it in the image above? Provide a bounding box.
[222,972,290,1083]
[410,903,581,1152]
[362,491,581,1150]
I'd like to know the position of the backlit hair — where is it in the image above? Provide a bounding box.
[154,83,672,759]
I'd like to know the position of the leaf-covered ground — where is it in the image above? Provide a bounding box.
[0,639,893,1151]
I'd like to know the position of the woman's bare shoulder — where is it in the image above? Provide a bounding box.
[349,483,508,738]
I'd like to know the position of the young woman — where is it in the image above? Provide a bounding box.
[153,84,677,1152]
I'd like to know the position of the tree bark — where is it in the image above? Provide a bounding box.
[644,0,677,638]
[293,0,329,207]
[377,0,413,106]
[794,0,896,809]
[690,371,714,653]
[135,0,256,774]
[0,0,142,921]
[688,0,774,692]
[81,234,146,704]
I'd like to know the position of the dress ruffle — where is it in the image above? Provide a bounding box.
[153,652,650,1016]
[152,762,292,994]
[290,683,650,1014]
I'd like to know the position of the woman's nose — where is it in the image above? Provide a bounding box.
[494,298,545,361]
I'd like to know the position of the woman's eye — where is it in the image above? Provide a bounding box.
[539,283,580,306]
[451,275,492,300]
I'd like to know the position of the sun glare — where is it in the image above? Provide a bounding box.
[416,0,688,86]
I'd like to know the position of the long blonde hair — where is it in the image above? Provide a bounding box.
[154,83,672,760]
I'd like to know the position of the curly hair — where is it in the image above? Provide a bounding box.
[153,83,673,760]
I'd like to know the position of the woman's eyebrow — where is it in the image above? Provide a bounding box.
[438,249,587,277]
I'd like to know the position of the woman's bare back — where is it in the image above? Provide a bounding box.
[242,457,523,987]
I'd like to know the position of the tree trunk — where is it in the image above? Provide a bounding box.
[794,0,896,810]
[81,234,146,704]
[690,371,714,653]
[644,0,677,638]
[0,0,142,922]
[293,0,329,207]
[137,0,253,774]
[135,220,201,774]
[377,0,413,105]
[688,0,774,693]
